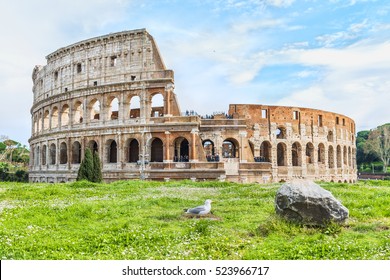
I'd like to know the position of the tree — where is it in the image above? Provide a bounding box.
[92,151,102,183]
[77,148,94,181]
[364,124,390,173]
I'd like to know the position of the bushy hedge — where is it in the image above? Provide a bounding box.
[0,169,28,182]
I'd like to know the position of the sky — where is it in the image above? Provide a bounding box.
[1,0,390,146]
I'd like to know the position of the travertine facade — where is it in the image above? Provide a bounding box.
[29,29,357,183]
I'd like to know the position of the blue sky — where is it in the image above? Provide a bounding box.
[1,0,390,145]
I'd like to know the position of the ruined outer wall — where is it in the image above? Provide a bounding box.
[228,104,357,182]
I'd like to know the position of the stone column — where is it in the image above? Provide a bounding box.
[164,131,171,162]
[239,131,247,163]
[164,83,174,116]
[190,129,199,162]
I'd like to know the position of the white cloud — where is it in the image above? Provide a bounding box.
[265,0,295,8]
[316,19,369,47]
[274,40,390,130]
[0,0,132,145]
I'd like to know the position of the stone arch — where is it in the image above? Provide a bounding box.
[306,142,315,164]
[106,139,117,163]
[174,137,189,162]
[352,148,356,168]
[343,146,348,166]
[49,143,56,165]
[202,139,215,160]
[328,145,334,168]
[292,142,302,166]
[61,104,69,126]
[35,146,40,166]
[276,126,287,139]
[72,141,81,164]
[38,112,42,132]
[51,107,59,128]
[60,142,68,164]
[129,95,140,118]
[348,147,352,167]
[222,138,239,158]
[43,110,50,130]
[336,145,342,168]
[33,115,38,135]
[126,138,139,163]
[277,142,287,166]
[151,93,164,117]
[150,138,164,162]
[260,141,272,162]
[41,144,47,165]
[89,99,101,120]
[318,143,326,164]
[108,96,119,120]
[73,101,83,124]
[88,140,98,154]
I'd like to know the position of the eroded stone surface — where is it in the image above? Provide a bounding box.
[275,180,349,225]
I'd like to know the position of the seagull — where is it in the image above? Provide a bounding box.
[185,199,213,215]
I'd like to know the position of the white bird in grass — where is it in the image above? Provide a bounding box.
[185,199,213,215]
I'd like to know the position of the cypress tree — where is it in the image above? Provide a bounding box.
[77,148,94,181]
[92,151,102,183]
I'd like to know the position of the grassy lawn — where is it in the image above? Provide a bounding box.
[0,180,389,260]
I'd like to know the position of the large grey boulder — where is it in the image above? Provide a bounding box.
[275,180,349,225]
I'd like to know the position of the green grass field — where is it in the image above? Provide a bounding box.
[0,180,389,260]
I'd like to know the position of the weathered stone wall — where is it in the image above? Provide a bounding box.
[29,30,357,183]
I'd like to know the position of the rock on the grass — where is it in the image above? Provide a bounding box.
[275,180,349,225]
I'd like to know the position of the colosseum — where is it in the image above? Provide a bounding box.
[29,29,357,183]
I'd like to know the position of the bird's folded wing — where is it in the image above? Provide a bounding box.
[187,206,206,214]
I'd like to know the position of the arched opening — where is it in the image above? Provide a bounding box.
[292,142,302,166]
[127,139,139,163]
[88,140,98,154]
[129,96,140,118]
[259,141,272,162]
[276,126,287,139]
[222,139,239,158]
[43,110,50,130]
[35,146,40,166]
[318,143,326,164]
[49,143,56,165]
[89,99,101,120]
[73,101,83,124]
[61,104,69,126]
[277,143,287,166]
[336,145,342,168]
[34,117,38,134]
[51,107,58,128]
[38,112,42,132]
[203,140,215,161]
[107,140,117,163]
[72,141,81,164]
[306,142,315,164]
[109,97,119,120]
[348,147,352,167]
[60,142,68,164]
[151,93,164,117]
[343,146,348,166]
[174,137,189,162]
[151,138,164,162]
[41,145,47,165]
[327,131,334,142]
[328,145,335,168]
